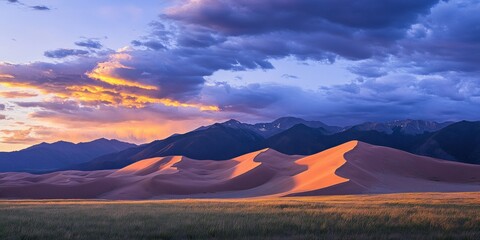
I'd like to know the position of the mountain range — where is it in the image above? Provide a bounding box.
[75,118,473,171]
[195,117,343,137]
[2,117,478,173]
[0,138,136,172]
[350,119,453,135]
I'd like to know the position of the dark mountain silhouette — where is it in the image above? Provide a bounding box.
[349,119,452,135]
[269,121,480,164]
[266,124,329,155]
[413,121,480,164]
[267,124,431,155]
[0,138,136,172]
[75,123,266,170]
[196,117,342,137]
[251,117,342,137]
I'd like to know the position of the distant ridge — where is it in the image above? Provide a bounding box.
[349,119,453,135]
[0,138,136,173]
[414,121,480,164]
[196,117,342,137]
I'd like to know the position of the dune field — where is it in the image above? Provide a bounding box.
[2,141,480,199]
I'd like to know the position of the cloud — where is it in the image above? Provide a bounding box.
[161,0,440,61]
[0,104,5,110]
[0,128,41,144]
[0,91,38,98]
[44,49,90,59]
[0,58,103,102]
[75,39,103,49]
[165,0,438,33]
[281,74,298,80]
[131,40,166,51]
[0,74,14,79]
[31,5,50,11]
[348,1,480,78]
[4,0,51,11]
[400,0,480,74]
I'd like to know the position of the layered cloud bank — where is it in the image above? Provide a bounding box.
[0,0,479,149]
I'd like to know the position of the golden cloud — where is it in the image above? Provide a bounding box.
[86,48,158,91]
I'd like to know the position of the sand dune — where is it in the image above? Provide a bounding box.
[1,141,480,199]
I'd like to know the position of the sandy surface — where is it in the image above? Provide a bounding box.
[1,141,480,199]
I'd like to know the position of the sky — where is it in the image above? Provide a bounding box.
[0,0,479,151]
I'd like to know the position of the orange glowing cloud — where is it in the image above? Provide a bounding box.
[0,74,14,79]
[63,84,219,110]
[0,78,219,111]
[0,128,39,144]
[86,48,158,91]
[157,98,220,111]
[83,49,219,111]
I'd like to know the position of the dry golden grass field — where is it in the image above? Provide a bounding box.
[1,192,480,239]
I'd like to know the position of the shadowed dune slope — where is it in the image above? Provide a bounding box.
[1,141,480,199]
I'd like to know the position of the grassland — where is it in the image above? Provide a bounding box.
[1,192,480,239]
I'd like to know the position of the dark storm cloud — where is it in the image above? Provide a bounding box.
[400,0,480,74]
[348,0,480,79]
[161,0,478,81]
[202,77,480,125]
[150,0,443,70]
[165,0,439,34]
[44,49,89,58]
[75,39,103,49]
